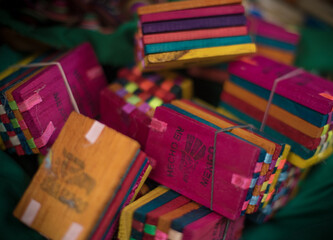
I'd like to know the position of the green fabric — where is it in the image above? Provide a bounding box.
[0,45,26,72]
[295,27,333,73]
[0,9,137,66]
[0,150,45,240]
[242,155,333,240]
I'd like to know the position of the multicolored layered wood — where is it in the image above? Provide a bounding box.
[118,186,245,240]
[248,16,300,65]
[0,54,44,155]
[223,55,333,167]
[100,68,193,150]
[0,42,107,155]
[136,0,256,71]
[14,112,151,240]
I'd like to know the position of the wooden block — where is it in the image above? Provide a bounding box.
[13,112,146,240]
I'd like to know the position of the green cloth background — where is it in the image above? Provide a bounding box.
[295,27,333,74]
[0,9,137,67]
[0,150,44,240]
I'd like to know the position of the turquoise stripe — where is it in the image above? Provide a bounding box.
[255,35,296,51]
[145,35,252,54]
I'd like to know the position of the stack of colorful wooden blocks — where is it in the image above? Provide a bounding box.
[220,55,333,169]
[143,99,291,221]
[118,186,245,240]
[248,16,300,65]
[135,0,256,71]
[0,43,107,156]
[100,67,193,149]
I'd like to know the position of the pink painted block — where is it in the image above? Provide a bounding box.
[183,213,245,240]
[99,87,151,150]
[12,42,107,154]
[182,213,226,240]
[228,56,333,114]
[145,106,261,220]
[247,16,300,45]
[140,4,244,23]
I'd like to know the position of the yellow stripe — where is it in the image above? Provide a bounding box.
[261,181,269,192]
[129,165,152,204]
[216,107,244,122]
[118,186,169,240]
[142,44,256,72]
[287,145,333,168]
[0,55,37,80]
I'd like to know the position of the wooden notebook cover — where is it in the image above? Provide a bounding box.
[13,112,141,240]
[146,106,262,220]
[166,102,280,213]
[176,100,291,208]
[11,43,107,154]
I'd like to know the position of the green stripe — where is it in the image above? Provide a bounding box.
[144,224,156,235]
[8,101,18,110]
[10,118,20,128]
[27,138,37,149]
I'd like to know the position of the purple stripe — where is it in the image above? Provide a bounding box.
[142,14,246,34]
[269,159,277,171]
[256,175,266,185]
